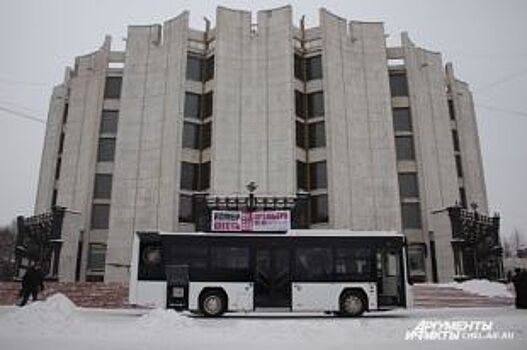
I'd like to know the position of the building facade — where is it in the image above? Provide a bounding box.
[35,6,489,283]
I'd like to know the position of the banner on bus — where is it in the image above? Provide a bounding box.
[211,210,290,232]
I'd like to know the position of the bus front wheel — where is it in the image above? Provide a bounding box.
[200,290,226,317]
[339,290,366,317]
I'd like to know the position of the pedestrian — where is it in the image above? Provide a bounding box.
[512,268,527,309]
[18,263,45,307]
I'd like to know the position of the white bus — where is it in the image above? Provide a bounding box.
[129,230,411,317]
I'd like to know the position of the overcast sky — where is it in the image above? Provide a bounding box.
[1,0,526,241]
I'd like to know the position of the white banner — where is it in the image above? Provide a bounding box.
[211,210,290,232]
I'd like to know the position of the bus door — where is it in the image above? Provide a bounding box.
[376,246,403,307]
[254,247,292,308]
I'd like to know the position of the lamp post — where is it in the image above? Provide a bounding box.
[246,181,257,212]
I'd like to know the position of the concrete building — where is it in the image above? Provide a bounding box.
[35,6,489,283]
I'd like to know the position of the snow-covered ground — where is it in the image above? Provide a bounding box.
[426,279,515,298]
[0,294,525,350]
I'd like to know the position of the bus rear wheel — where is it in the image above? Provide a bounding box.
[339,291,366,317]
[200,290,226,317]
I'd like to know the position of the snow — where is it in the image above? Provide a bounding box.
[0,294,525,350]
[439,279,514,298]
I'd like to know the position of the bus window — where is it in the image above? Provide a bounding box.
[210,246,250,278]
[334,247,371,281]
[138,242,165,281]
[167,245,208,270]
[295,247,332,281]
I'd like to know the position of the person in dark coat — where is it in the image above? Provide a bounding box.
[512,268,527,309]
[18,264,45,306]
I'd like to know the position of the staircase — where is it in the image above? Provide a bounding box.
[412,284,514,308]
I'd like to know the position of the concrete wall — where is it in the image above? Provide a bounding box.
[320,10,401,231]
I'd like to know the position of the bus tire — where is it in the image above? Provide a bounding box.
[199,289,227,317]
[339,290,366,317]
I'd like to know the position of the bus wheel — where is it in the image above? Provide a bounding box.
[340,291,366,317]
[200,290,226,317]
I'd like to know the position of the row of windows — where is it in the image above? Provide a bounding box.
[184,92,213,119]
[295,91,324,119]
[186,55,214,82]
[182,121,212,150]
[180,162,211,191]
[296,121,326,149]
[294,55,323,81]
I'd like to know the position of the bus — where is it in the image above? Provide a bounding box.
[129,230,411,317]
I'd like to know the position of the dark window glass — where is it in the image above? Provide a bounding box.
[309,161,327,189]
[398,173,419,198]
[395,136,415,160]
[97,138,116,162]
[296,121,305,148]
[93,174,113,199]
[55,157,61,180]
[210,247,250,272]
[393,108,412,132]
[204,56,215,81]
[448,100,456,120]
[306,55,322,80]
[455,155,464,178]
[295,247,332,281]
[180,162,199,191]
[308,92,324,118]
[87,243,106,271]
[452,130,460,152]
[184,93,201,119]
[203,92,213,118]
[186,55,202,81]
[167,245,208,270]
[104,77,122,99]
[202,122,212,149]
[311,194,328,223]
[294,54,305,81]
[295,91,306,119]
[182,122,200,149]
[309,122,326,148]
[334,247,372,280]
[459,187,467,208]
[100,110,119,134]
[178,194,193,223]
[138,241,165,281]
[199,162,211,191]
[408,246,426,272]
[389,74,408,97]
[91,204,110,229]
[62,103,69,124]
[401,203,422,229]
[58,132,65,154]
[52,189,58,207]
[297,161,307,191]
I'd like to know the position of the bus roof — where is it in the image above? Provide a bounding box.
[148,229,404,238]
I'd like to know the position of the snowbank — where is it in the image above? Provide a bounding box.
[446,279,513,298]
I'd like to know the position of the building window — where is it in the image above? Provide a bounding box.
[296,121,305,149]
[408,245,426,273]
[311,194,328,223]
[459,187,467,208]
[398,173,419,198]
[178,194,193,223]
[395,136,415,160]
[104,77,122,99]
[91,204,110,229]
[308,122,325,148]
[401,203,422,229]
[186,55,202,81]
[180,162,199,191]
[184,93,201,119]
[294,54,305,81]
[200,162,211,191]
[393,108,412,132]
[448,99,456,120]
[97,138,116,162]
[389,74,408,97]
[306,55,322,80]
[93,174,113,199]
[205,56,214,81]
[54,158,61,180]
[62,103,69,124]
[295,91,306,119]
[100,110,119,134]
[297,161,307,191]
[203,92,213,118]
[52,189,58,207]
[87,243,106,271]
[452,130,460,152]
[202,122,212,149]
[308,92,324,118]
[182,122,200,149]
[309,161,327,190]
[455,155,464,178]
